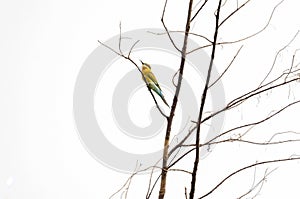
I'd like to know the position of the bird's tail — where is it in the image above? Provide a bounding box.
[156,88,170,108]
[149,83,170,107]
[161,95,170,108]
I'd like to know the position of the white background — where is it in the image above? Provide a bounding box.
[1,0,300,198]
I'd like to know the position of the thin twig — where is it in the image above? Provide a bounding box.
[169,168,192,175]
[202,138,300,147]
[127,40,140,58]
[97,40,122,56]
[118,22,123,55]
[228,77,300,109]
[146,159,162,199]
[259,30,299,86]
[285,48,300,82]
[198,157,300,199]
[168,123,196,157]
[146,174,162,199]
[204,100,300,145]
[168,148,195,169]
[219,0,252,27]
[190,0,209,22]
[97,40,168,119]
[209,45,243,88]
[201,76,300,126]
[188,0,285,54]
[268,131,300,142]
[161,0,182,52]
[109,162,142,199]
[168,100,300,169]
[168,76,300,170]
[124,162,141,199]
[172,69,179,87]
[185,187,188,199]
[237,168,277,199]
[148,30,213,44]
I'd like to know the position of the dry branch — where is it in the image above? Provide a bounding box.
[187,0,285,54]
[189,1,223,198]
[97,37,168,118]
[198,157,300,199]
[158,0,195,198]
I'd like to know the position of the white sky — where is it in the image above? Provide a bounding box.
[0,0,300,198]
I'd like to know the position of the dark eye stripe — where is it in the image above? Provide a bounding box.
[145,63,151,69]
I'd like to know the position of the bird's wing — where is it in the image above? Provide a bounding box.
[148,82,161,96]
[149,82,169,107]
[146,71,162,90]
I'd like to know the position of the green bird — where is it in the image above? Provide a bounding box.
[140,60,170,107]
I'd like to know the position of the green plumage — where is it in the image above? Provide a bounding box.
[141,61,169,107]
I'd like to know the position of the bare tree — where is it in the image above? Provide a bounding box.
[98,0,300,198]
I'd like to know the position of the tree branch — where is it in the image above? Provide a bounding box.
[187,0,285,55]
[204,100,300,145]
[190,0,209,22]
[259,30,299,87]
[209,45,243,88]
[189,1,223,198]
[158,0,195,198]
[198,157,300,199]
[218,0,252,27]
[97,38,168,119]
[237,168,277,199]
[161,0,182,52]
[168,99,300,170]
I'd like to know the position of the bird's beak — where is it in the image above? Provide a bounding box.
[140,60,144,65]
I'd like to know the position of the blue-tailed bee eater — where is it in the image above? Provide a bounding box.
[140,60,170,107]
